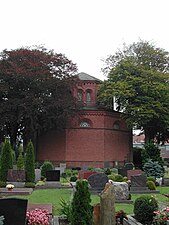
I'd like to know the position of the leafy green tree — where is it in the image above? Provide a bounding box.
[0,46,79,150]
[25,140,35,182]
[0,139,13,181]
[70,179,93,225]
[98,40,169,143]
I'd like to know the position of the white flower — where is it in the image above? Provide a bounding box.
[6,184,14,189]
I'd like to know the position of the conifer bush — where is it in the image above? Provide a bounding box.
[0,139,13,181]
[70,179,93,225]
[17,145,24,170]
[134,195,158,224]
[41,161,54,177]
[25,141,35,182]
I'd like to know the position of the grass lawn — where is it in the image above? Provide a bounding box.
[10,186,169,215]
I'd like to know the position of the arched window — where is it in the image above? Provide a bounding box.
[86,89,92,105]
[79,119,92,128]
[80,121,90,127]
[113,121,120,130]
[77,89,83,101]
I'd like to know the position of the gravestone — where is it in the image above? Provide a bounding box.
[78,170,97,179]
[127,169,143,180]
[130,174,149,192]
[35,169,41,182]
[46,170,60,181]
[59,163,66,174]
[7,169,25,182]
[100,182,115,225]
[0,198,28,225]
[88,173,108,193]
[118,162,134,177]
[112,181,130,201]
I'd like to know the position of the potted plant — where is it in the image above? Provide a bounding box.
[6,184,14,191]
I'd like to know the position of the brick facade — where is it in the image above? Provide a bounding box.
[37,72,132,168]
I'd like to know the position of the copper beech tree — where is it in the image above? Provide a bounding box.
[0,46,79,151]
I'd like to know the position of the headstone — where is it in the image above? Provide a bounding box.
[127,169,143,180]
[35,169,41,182]
[130,174,149,192]
[118,162,134,177]
[100,182,115,225]
[112,181,130,200]
[59,163,66,174]
[0,198,28,225]
[88,173,108,193]
[7,169,25,182]
[78,170,97,179]
[46,170,60,181]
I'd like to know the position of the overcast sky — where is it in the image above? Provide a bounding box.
[1,0,169,80]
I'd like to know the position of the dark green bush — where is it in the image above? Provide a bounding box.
[147,176,156,183]
[146,180,156,190]
[143,159,164,178]
[104,168,111,175]
[17,150,24,170]
[41,161,54,177]
[0,139,13,181]
[134,195,158,224]
[24,182,35,188]
[59,199,72,222]
[113,174,124,182]
[0,181,7,187]
[25,141,35,182]
[70,179,93,225]
[70,176,77,182]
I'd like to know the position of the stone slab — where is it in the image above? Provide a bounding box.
[0,188,33,196]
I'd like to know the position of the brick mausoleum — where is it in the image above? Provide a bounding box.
[37,72,132,168]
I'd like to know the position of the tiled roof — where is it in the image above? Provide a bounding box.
[77,72,102,82]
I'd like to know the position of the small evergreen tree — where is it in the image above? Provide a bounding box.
[25,141,35,182]
[0,139,13,181]
[17,145,24,170]
[41,161,54,177]
[70,179,93,225]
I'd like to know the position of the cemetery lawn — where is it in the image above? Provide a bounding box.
[12,186,169,216]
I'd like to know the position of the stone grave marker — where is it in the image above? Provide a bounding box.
[35,169,41,182]
[127,169,143,180]
[112,181,130,201]
[78,170,97,179]
[46,170,60,181]
[7,169,25,182]
[0,198,28,225]
[59,163,66,174]
[130,173,149,193]
[88,173,108,193]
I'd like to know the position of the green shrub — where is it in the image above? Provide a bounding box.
[41,161,54,177]
[70,176,77,182]
[36,180,45,186]
[143,159,164,178]
[70,179,93,225]
[104,168,111,175]
[146,180,156,190]
[134,195,158,224]
[147,176,156,183]
[17,150,24,170]
[25,141,35,182]
[0,180,7,187]
[59,199,72,222]
[108,174,116,181]
[113,174,124,182]
[25,182,35,188]
[0,139,13,181]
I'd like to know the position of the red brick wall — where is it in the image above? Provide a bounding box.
[37,130,66,164]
